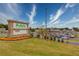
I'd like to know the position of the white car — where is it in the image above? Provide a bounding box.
[70,35,75,38]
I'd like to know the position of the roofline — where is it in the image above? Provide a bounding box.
[7,20,29,24]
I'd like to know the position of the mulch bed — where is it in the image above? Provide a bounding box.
[0,35,31,41]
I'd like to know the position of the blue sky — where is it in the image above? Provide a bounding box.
[0,3,79,28]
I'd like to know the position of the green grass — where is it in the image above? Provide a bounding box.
[0,38,79,56]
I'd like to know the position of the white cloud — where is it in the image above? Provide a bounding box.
[26,4,36,27]
[6,3,20,17]
[48,7,65,27]
[0,13,8,18]
[48,19,60,28]
[42,22,45,26]
[48,3,76,27]
[57,15,79,28]
[0,3,21,24]
[0,12,14,24]
[49,7,64,24]
[41,21,45,28]
[0,13,7,24]
[53,19,60,25]
[65,3,76,8]
[49,14,53,20]
[63,16,79,26]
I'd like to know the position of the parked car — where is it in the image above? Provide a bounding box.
[70,34,75,38]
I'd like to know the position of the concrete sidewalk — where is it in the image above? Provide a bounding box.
[65,41,79,45]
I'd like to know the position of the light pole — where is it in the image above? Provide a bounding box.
[44,8,48,40]
[45,8,47,29]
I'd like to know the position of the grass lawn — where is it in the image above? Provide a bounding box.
[0,38,79,56]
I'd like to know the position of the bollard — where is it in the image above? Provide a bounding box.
[61,39,64,43]
[53,36,56,41]
[50,37,52,40]
[58,39,60,42]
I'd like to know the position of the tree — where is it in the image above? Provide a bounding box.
[4,24,8,30]
[30,28,35,32]
[73,27,79,32]
[0,24,8,30]
[0,24,4,28]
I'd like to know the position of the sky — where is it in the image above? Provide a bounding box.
[0,3,79,28]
